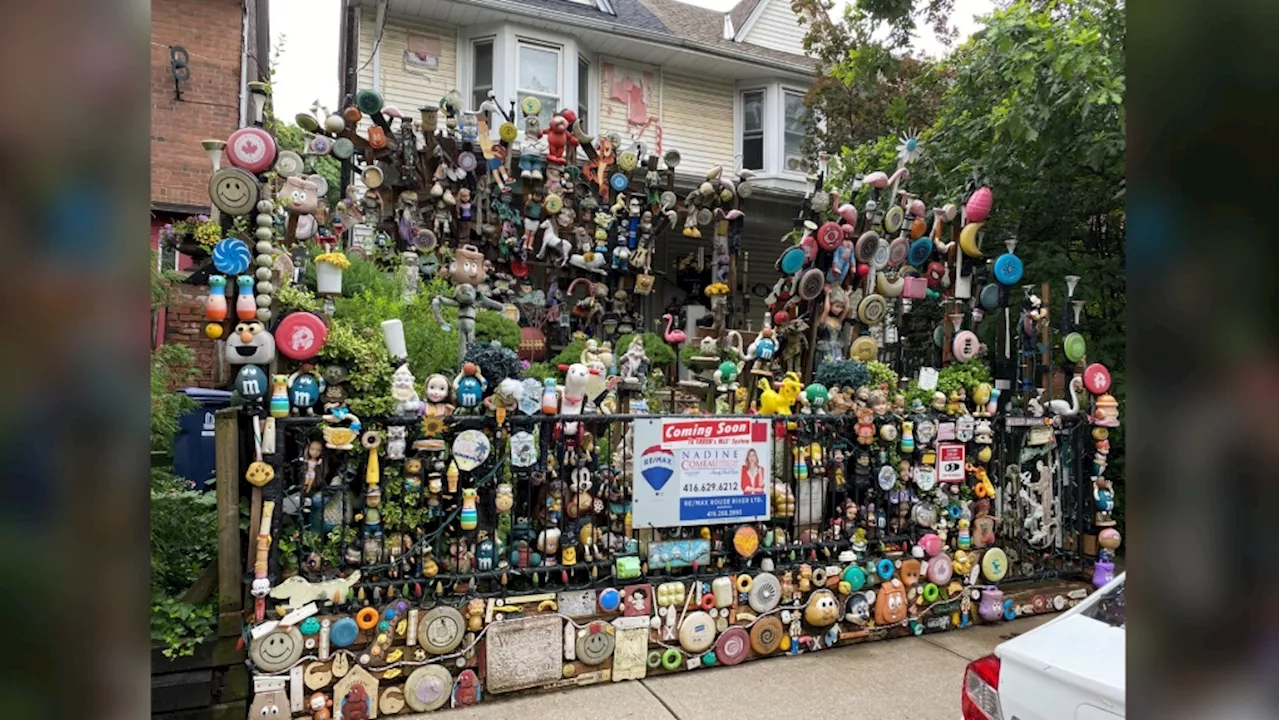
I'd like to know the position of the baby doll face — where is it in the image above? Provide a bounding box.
[426,374,450,402]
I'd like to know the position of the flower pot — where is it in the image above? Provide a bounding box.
[316,262,344,295]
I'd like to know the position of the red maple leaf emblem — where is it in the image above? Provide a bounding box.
[240,139,259,157]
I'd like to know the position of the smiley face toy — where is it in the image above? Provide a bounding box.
[226,321,276,366]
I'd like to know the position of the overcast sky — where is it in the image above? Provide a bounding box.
[269,0,996,121]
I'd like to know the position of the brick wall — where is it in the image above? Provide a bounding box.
[165,284,219,388]
[151,0,244,209]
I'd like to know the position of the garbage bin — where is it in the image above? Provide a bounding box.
[172,387,233,491]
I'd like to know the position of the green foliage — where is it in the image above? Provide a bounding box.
[935,360,992,395]
[274,123,342,206]
[150,468,218,657]
[552,339,587,368]
[815,359,870,391]
[521,362,559,382]
[317,318,395,416]
[151,344,199,453]
[474,309,521,350]
[275,283,321,314]
[865,360,900,390]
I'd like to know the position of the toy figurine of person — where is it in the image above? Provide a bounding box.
[431,245,505,365]
[456,187,474,240]
[300,440,323,493]
[816,287,851,365]
[423,373,455,418]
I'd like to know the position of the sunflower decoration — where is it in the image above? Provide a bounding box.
[421,415,446,438]
[896,133,923,166]
[704,282,730,297]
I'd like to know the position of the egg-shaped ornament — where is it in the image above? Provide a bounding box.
[965,187,993,223]
[289,372,324,412]
[234,364,270,401]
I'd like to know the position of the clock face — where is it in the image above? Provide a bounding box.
[418,607,465,654]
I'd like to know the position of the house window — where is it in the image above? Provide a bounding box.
[782,89,806,173]
[741,89,764,171]
[471,39,494,112]
[517,40,561,127]
[577,56,590,128]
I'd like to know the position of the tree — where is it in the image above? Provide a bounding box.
[821,0,1127,525]
[792,0,953,162]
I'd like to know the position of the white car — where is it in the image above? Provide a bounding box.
[961,572,1125,720]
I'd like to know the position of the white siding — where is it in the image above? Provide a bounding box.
[357,10,458,120]
[659,71,736,175]
[598,59,662,154]
[740,0,808,57]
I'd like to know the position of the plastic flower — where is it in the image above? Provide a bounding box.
[896,134,923,165]
[704,283,730,296]
[315,252,351,269]
[421,416,445,437]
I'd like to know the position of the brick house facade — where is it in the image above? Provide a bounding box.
[150,0,269,384]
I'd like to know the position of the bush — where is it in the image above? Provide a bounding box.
[815,359,870,391]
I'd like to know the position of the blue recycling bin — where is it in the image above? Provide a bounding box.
[172,387,233,491]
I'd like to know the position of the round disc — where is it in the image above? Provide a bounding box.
[715,626,750,665]
[209,167,260,216]
[212,238,252,274]
[733,525,759,558]
[331,137,355,160]
[981,547,1009,582]
[678,611,716,654]
[749,616,783,655]
[274,150,304,177]
[748,572,782,613]
[816,222,843,251]
[1083,363,1111,394]
[850,336,878,361]
[872,239,891,269]
[887,236,909,267]
[418,606,466,654]
[882,205,905,233]
[610,173,630,192]
[226,127,276,174]
[1063,332,1087,362]
[403,665,453,712]
[858,293,887,325]
[618,151,638,171]
[908,237,934,266]
[799,268,826,300]
[696,207,713,225]
[521,96,542,116]
[329,617,359,648]
[274,312,329,360]
[855,231,879,263]
[993,253,1024,285]
[250,625,304,672]
[952,330,979,362]
[457,151,477,172]
[577,623,616,665]
[308,136,333,155]
[779,247,806,275]
[355,88,384,115]
[979,283,1001,310]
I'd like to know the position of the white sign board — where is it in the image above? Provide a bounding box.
[631,418,772,527]
[937,443,966,483]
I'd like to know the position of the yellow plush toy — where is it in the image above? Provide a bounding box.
[757,372,803,414]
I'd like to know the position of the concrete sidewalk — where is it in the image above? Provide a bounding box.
[430,614,1053,720]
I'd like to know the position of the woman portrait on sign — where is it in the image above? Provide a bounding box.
[740,448,764,494]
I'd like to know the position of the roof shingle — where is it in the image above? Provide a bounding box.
[633,0,817,72]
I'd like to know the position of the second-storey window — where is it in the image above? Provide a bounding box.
[471,39,494,112]
[782,89,806,173]
[517,40,560,127]
[741,89,765,171]
[577,56,590,128]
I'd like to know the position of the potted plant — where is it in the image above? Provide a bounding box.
[314,252,350,295]
[159,215,222,261]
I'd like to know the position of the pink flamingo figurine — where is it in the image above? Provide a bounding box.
[661,313,687,347]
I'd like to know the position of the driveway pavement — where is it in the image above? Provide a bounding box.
[407,614,1054,720]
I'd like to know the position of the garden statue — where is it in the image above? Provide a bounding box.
[432,245,505,365]
[389,363,421,416]
[618,336,649,389]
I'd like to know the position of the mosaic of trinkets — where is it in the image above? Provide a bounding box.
[216,86,1119,718]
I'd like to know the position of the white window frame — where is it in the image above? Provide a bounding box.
[734,79,812,179]
[515,38,563,127]
[469,36,496,116]
[737,87,767,173]
[458,25,588,139]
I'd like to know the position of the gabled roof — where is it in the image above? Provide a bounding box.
[525,0,670,34]
[727,0,763,36]
[634,0,817,72]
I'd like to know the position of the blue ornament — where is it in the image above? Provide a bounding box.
[289,372,323,410]
[993,253,1024,286]
[234,365,269,401]
[456,376,484,408]
[212,238,251,275]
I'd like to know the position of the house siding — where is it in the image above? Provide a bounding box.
[358,10,458,123]
[659,71,736,174]
[740,0,808,57]
[598,59,662,154]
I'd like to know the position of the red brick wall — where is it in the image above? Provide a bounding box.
[151,0,244,208]
[165,284,219,388]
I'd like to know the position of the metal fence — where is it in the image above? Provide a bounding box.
[238,407,1091,611]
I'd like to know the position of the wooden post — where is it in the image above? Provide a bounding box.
[215,408,243,636]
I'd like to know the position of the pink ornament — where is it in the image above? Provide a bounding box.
[836,203,858,225]
[919,533,943,557]
[855,263,870,278]
[965,187,993,223]
[864,171,889,189]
